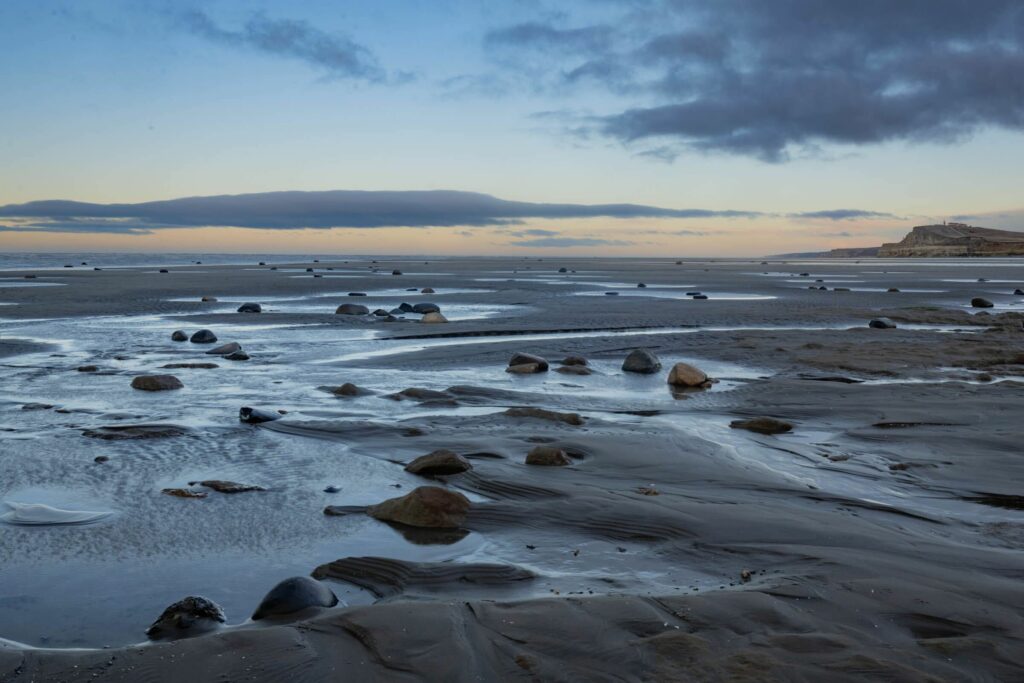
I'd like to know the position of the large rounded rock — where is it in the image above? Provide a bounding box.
[507,352,548,373]
[622,348,662,374]
[252,577,338,620]
[237,302,262,313]
[730,417,794,435]
[171,330,188,342]
[526,446,572,466]
[421,311,448,324]
[666,362,709,388]
[367,486,470,528]
[405,449,472,476]
[971,297,994,308]
[206,342,242,355]
[336,303,370,315]
[131,375,183,391]
[412,302,440,314]
[398,302,415,313]
[146,596,225,641]
[869,318,897,329]
[190,329,217,344]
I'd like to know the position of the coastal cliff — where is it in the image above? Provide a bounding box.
[878,223,1024,257]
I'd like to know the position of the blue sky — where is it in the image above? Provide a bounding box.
[2,0,1023,255]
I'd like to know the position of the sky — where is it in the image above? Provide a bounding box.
[1,0,1023,256]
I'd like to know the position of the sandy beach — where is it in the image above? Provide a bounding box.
[1,256,1023,681]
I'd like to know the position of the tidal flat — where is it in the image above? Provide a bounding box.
[1,256,1022,681]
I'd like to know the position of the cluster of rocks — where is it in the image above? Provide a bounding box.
[336,300,447,323]
[505,348,711,389]
[147,577,338,641]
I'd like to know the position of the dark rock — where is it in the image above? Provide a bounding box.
[330,382,363,397]
[869,317,897,329]
[367,486,470,528]
[161,362,218,369]
[372,309,390,316]
[82,424,187,440]
[405,449,473,476]
[94,455,109,463]
[398,303,415,313]
[324,485,341,493]
[685,292,702,296]
[236,302,262,313]
[336,303,369,315]
[171,330,188,342]
[206,342,241,355]
[252,577,338,620]
[239,406,281,424]
[666,363,709,388]
[622,348,662,374]
[556,365,592,375]
[1014,288,1024,296]
[558,267,567,273]
[348,292,367,297]
[508,353,548,372]
[191,480,265,494]
[887,288,900,293]
[971,297,994,308]
[421,287,435,294]
[77,365,99,372]
[605,291,619,296]
[504,407,583,425]
[21,403,54,410]
[412,302,440,314]
[730,417,794,435]
[190,329,217,344]
[561,355,587,366]
[159,269,169,274]
[692,294,709,300]
[146,596,225,641]
[131,375,184,391]
[637,283,647,288]
[392,270,403,275]
[225,351,250,361]
[387,387,454,402]
[526,446,572,466]
[162,488,207,499]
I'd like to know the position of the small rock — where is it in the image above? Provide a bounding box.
[131,375,184,391]
[622,348,662,374]
[161,362,218,369]
[637,283,646,288]
[239,406,281,424]
[159,269,169,274]
[1014,288,1023,296]
[405,449,473,476]
[561,355,587,366]
[146,596,225,641]
[556,365,592,375]
[94,455,109,463]
[525,446,572,466]
[507,352,548,373]
[398,303,415,312]
[421,311,448,324]
[421,287,435,294]
[412,302,440,314]
[558,267,567,273]
[190,329,218,344]
[336,303,370,315]
[331,383,362,396]
[366,486,470,528]
[171,330,188,342]
[730,417,793,435]
[887,288,900,293]
[505,407,584,425]
[77,365,99,372]
[971,297,994,308]
[190,480,265,494]
[666,362,709,388]
[324,485,341,493]
[392,270,403,275]
[252,576,338,620]
[162,488,207,499]
[200,297,218,303]
[691,294,708,300]
[206,342,241,355]
[869,317,897,329]
[348,292,367,297]
[236,302,262,313]
[225,351,250,361]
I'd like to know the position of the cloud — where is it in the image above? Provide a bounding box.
[507,237,634,248]
[180,9,395,82]
[0,190,761,234]
[791,209,898,221]
[486,1,1024,161]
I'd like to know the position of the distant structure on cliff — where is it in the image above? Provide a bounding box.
[878,223,1024,257]
[770,223,1024,258]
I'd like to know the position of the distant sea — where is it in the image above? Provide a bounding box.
[0,252,389,271]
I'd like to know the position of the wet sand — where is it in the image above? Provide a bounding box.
[1,257,1022,681]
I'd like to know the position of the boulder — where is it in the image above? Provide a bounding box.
[398,303,415,313]
[239,406,281,424]
[145,596,226,641]
[505,406,584,425]
[330,382,362,397]
[206,342,241,355]
[561,355,588,366]
[190,329,218,344]
[412,302,440,314]
[666,362,709,388]
[171,330,188,342]
[336,303,370,315]
[421,312,448,324]
[507,352,548,372]
[525,446,572,466]
[622,348,662,374]
[506,363,545,374]
[225,351,250,361]
[1014,288,1024,296]
[131,375,184,391]
[236,302,262,313]
[971,297,994,308]
[421,287,435,294]
[252,577,338,620]
[869,318,897,329]
[372,309,390,316]
[405,449,473,476]
[366,486,470,528]
[730,417,794,435]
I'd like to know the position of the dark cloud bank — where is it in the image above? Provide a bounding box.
[486,0,1024,161]
[0,190,896,236]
